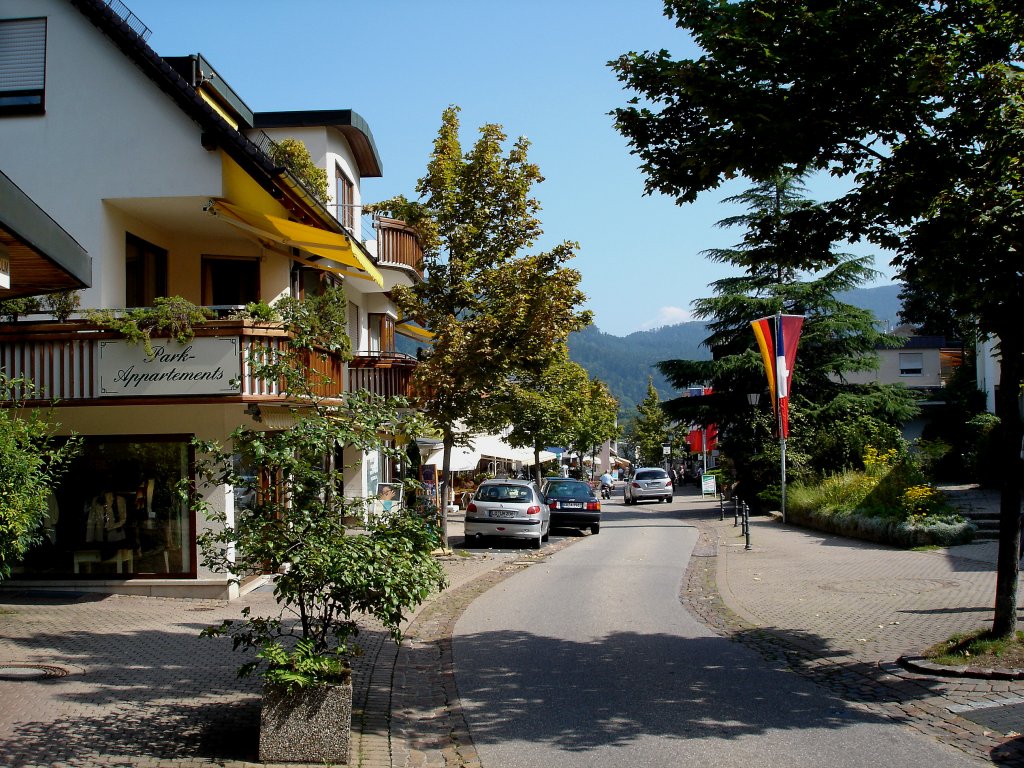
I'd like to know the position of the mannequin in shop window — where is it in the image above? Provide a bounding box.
[85,492,127,543]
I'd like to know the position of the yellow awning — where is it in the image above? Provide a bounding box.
[208,200,384,287]
[395,320,434,343]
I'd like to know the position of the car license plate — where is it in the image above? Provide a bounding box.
[562,502,583,509]
[489,510,516,519]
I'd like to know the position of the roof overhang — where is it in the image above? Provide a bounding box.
[0,170,90,300]
[254,110,383,178]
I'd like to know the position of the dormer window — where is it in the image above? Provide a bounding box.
[0,18,46,115]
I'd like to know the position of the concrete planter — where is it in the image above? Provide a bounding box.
[259,680,353,764]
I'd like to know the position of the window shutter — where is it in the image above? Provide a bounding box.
[0,19,46,93]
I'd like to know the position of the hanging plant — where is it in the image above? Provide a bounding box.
[86,296,213,356]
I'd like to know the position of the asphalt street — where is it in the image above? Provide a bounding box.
[453,497,977,768]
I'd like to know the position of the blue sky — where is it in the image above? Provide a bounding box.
[124,0,893,337]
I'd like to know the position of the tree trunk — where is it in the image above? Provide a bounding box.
[533,443,542,486]
[992,332,1023,637]
[439,429,454,551]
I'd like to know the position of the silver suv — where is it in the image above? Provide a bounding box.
[623,467,673,504]
[464,479,550,548]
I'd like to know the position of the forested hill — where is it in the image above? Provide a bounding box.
[568,283,903,417]
[567,322,709,416]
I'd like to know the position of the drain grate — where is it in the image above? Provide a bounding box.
[0,663,70,680]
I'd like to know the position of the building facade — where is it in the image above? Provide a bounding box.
[0,0,423,598]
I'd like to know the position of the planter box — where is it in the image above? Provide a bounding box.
[259,680,352,763]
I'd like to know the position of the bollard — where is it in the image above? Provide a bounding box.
[719,496,725,521]
[743,501,752,550]
[733,497,740,527]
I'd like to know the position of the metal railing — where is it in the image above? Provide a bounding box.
[103,0,152,40]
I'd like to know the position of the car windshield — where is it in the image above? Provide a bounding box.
[476,484,532,502]
[545,482,591,499]
[635,470,668,481]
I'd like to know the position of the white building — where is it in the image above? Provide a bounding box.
[0,0,424,598]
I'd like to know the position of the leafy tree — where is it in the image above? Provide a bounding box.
[488,346,591,485]
[567,377,620,479]
[631,378,671,467]
[370,106,591,541]
[611,0,1024,634]
[194,285,445,689]
[656,174,915,504]
[0,375,80,579]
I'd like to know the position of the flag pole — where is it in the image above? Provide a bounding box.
[777,311,786,523]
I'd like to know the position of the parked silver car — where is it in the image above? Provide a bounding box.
[623,467,673,504]
[464,479,550,549]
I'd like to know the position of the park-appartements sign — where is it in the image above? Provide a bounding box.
[98,337,240,397]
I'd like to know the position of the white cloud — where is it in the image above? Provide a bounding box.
[639,306,693,331]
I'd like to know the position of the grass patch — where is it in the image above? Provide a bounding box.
[924,630,1024,669]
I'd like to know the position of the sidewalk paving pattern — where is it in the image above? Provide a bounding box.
[1,491,1023,766]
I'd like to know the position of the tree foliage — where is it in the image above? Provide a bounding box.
[0,375,80,579]
[657,174,914,502]
[611,0,1023,634]
[487,346,592,484]
[194,286,445,689]
[370,106,591,538]
[631,378,671,467]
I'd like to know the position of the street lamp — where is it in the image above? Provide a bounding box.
[747,392,761,407]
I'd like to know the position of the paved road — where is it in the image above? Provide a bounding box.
[453,498,978,768]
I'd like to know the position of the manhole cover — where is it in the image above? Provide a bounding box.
[819,578,960,596]
[0,664,70,680]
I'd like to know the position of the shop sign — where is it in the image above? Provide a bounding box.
[98,337,240,397]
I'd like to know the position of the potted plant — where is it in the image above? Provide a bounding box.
[190,286,446,763]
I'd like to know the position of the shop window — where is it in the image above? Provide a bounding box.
[14,437,194,578]
[0,18,46,115]
[899,352,924,376]
[202,256,260,308]
[125,233,167,308]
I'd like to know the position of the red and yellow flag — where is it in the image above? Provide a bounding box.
[751,314,804,438]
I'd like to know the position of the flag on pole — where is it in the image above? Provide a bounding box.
[751,314,804,438]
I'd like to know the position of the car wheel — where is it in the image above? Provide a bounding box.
[542,523,550,542]
[667,496,673,503]
[532,534,542,550]
[590,523,600,535]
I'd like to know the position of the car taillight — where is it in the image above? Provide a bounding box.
[527,505,541,515]
[467,502,477,513]
[631,482,640,488]
[665,479,672,487]
[586,501,600,511]
[548,501,558,510]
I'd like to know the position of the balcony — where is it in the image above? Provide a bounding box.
[373,216,423,279]
[0,319,347,405]
[346,351,417,399]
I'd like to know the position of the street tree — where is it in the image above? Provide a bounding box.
[371,106,591,542]
[631,378,671,467]
[610,0,1024,635]
[488,346,591,485]
[567,377,620,479]
[657,173,915,502]
[0,375,80,579]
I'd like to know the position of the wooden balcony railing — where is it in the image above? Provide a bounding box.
[346,352,417,399]
[0,319,349,405]
[374,216,423,278]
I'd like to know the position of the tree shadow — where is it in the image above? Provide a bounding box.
[0,604,391,765]
[452,626,954,754]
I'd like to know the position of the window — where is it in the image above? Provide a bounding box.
[336,168,354,230]
[0,18,45,115]
[125,233,167,308]
[13,438,194,578]
[368,313,395,354]
[201,256,260,307]
[899,352,924,376]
